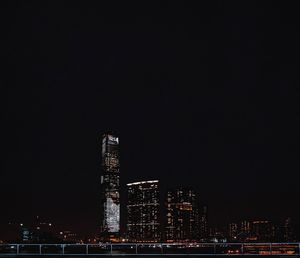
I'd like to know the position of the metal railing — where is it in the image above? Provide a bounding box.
[0,243,299,256]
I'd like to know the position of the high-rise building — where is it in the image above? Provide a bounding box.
[228,223,238,241]
[165,187,199,242]
[126,180,160,242]
[251,220,273,242]
[240,220,251,241]
[241,220,251,235]
[99,133,120,242]
[272,218,294,242]
[283,218,293,242]
[199,205,208,240]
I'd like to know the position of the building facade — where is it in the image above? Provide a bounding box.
[199,205,208,240]
[240,220,251,241]
[251,220,274,242]
[100,133,120,241]
[126,180,160,242]
[283,218,293,242]
[165,187,199,242]
[228,223,238,241]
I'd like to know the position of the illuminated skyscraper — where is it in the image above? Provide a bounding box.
[165,187,199,242]
[100,133,120,241]
[126,180,160,242]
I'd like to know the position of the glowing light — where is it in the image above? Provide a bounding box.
[106,197,120,232]
[127,180,159,186]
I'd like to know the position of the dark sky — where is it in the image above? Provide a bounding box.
[1,2,299,238]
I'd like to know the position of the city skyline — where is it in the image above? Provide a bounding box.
[2,1,299,243]
[1,132,297,243]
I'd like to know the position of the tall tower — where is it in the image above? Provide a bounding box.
[126,180,160,242]
[100,133,120,242]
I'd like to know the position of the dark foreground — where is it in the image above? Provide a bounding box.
[0,256,300,258]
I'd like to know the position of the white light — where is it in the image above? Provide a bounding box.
[108,135,119,143]
[127,180,159,186]
[106,197,120,232]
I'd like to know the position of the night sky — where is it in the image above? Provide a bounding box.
[2,2,299,238]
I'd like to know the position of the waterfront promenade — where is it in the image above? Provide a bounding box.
[0,243,300,256]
